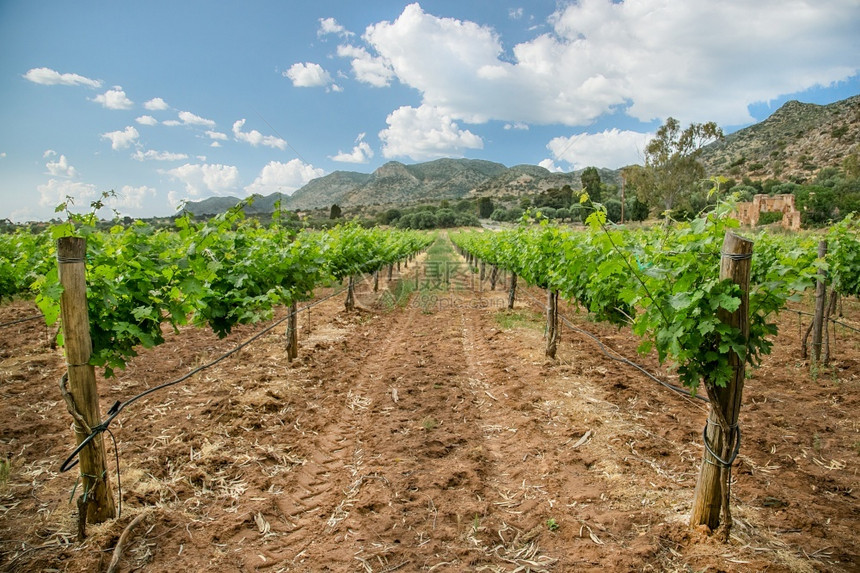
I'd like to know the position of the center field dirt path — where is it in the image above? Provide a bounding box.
[2,234,858,572]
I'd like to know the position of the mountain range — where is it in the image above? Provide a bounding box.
[184,94,859,216]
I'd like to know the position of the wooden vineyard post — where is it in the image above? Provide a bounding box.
[345,275,355,312]
[57,237,117,525]
[373,270,379,293]
[508,272,517,310]
[690,231,752,535]
[285,300,298,362]
[546,289,559,359]
[489,266,498,291]
[810,240,828,364]
[479,261,486,290]
[387,264,393,282]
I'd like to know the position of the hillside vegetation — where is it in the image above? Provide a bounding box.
[183,95,860,223]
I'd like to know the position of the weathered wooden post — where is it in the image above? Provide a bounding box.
[810,240,828,364]
[546,289,559,359]
[285,300,298,361]
[508,272,517,310]
[489,266,498,290]
[57,237,116,525]
[345,275,355,311]
[373,270,379,292]
[690,231,752,536]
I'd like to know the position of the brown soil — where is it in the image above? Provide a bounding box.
[1,244,859,572]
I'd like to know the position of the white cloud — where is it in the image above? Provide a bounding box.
[232,119,287,150]
[23,67,101,88]
[92,86,133,110]
[508,8,524,20]
[318,17,353,38]
[177,111,216,128]
[43,149,56,158]
[337,44,395,87]
[37,179,97,207]
[504,122,529,130]
[244,160,326,196]
[0,152,6,159]
[538,159,564,173]
[357,1,860,128]
[102,126,140,150]
[163,163,241,199]
[45,154,78,178]
[210,141,222,148]
[109,185,157,210]
[379,105,483,160]
[144,97,169,110]
[284,62,333,88]
[206,130,228,141]
[330,133,374,163]
[547,128,652,170]
[136,115,158,126]
[132,149,188,161]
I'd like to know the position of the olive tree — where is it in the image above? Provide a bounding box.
[629,118,723,215]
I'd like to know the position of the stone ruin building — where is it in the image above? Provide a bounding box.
[734,194,802,231]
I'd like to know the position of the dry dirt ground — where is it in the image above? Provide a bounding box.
[1,238,859,572]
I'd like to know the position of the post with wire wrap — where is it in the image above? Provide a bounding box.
[690,231,752,535]
[57,236,117,525]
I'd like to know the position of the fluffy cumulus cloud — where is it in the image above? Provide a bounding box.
[546,129,653,170]
[92,86,133,110]
[45,154,78,178]
[330,133,374,163]
[244,160,326,196]
[232,119,287,150]
[337,45,394,87]
[167,111,216,128]
[353,1,860,128]
[136,115,158,126]
[37,179,97,207]
[132,149,188,162]
[144,97,169,110]
[102,126,140,150]
[538,159,564,173]
[164,163,241,200]
[379,105,483,160]
[318,17,353,38]
[110,185,157,210]
[23,67,101,88]
[284,62,333,88]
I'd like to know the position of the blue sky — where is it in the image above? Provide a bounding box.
[1,0,858,221]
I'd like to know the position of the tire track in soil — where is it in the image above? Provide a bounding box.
[261,294,423,567]
[259,251,574,571]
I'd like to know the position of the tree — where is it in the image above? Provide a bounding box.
[330,204,342,219]
[534,186,573,209]
[477,197,494,218]
[580,167,602,203]
[625,196,650,221]
[378,208,401,225]
[630,117,723,214]
[605,199,622,222]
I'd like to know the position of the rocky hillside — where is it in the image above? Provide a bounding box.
[284,159,508,209]
[702,95,860,181]
[183,94,859,216]
[469,165,621,198]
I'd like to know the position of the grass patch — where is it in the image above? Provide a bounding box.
[0,457,10,486]
[495,309,543,330]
